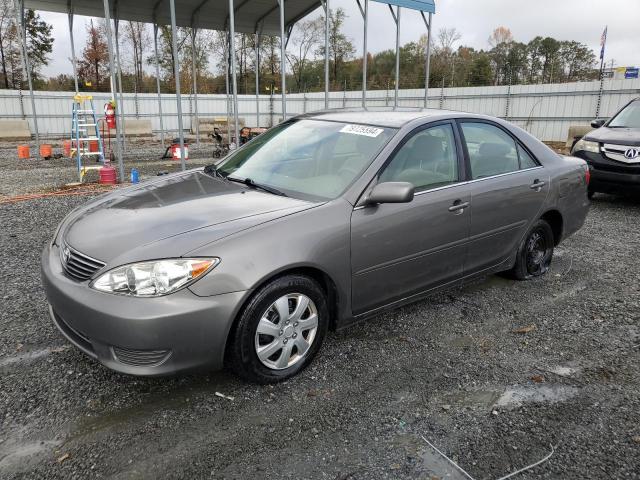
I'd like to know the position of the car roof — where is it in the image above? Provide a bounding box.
[296,108,482,128]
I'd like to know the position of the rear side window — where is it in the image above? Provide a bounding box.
[518,144,538,169]
[461,122,519,179]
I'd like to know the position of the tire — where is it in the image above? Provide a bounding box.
[227,275,329,384]
[587,189,595,200]
[507,219,555,281]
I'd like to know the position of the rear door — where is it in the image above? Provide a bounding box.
[458,120,550,275]
[350,121,472,315]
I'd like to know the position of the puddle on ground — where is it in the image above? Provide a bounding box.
[495,385,579,408]
[0,345,70,370]
[442,384,579,411]
[0,439,62,474]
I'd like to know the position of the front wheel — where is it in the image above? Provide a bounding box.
[508,219,555,280]
[227,275,329,383]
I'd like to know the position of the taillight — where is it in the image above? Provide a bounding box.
[585,168,591,186]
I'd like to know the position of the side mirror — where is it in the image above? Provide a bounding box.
[590,118,606,129]
[366,182,415,205]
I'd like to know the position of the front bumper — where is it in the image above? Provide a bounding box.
[575,151,640,194]
[41,243,246,376]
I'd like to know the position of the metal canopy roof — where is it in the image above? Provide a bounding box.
[23,0,323,35]
[372,0,434,13]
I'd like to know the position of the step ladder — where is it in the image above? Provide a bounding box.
[71,95,106,182]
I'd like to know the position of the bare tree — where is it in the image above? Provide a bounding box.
[286,17,322,91]
[122,21,149,92]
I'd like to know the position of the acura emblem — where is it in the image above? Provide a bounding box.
[624,148,639,159]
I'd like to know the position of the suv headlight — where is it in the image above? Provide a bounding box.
[91,258,219,297]
[572,139,600,155]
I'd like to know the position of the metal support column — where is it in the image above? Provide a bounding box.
[229,0,240,145]
[421,11,432,108]
[102,0,124,180]
[14,0,39,148]
[191,28,200,146]
[322,0,329,109]
[389,5,400,108]
[254,31,260,126]
[277,0,286,121]
[169,0,186,169]
[114,19,126,151]
[356,0,368,108]
[153,23,165,145]
[68,11,79,93]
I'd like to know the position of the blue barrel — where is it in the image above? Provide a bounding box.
[130,168,139,184]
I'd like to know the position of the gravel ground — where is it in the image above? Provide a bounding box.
[0,138,215,198]
[1,190,639,479]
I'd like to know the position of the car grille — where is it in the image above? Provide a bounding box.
[601,144,640,164]
[60,242,106,281]
[112,346,172,367]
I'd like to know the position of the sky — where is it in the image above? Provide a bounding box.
[41,0,639,78]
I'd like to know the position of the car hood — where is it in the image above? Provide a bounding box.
[584,126,640,146]
[62,170,315,264]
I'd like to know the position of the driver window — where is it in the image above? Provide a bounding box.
[379,124,459,191]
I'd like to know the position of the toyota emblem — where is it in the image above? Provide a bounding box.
[624,148,639,160]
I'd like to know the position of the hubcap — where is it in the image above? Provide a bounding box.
[526,229,550,275]
[254,293,319,370]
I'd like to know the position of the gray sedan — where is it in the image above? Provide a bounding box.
[41,109,590,383]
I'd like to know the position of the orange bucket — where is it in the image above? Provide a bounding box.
[40,144,53,159]
[63,140,72,157]
[89,140,99,152]
[17,145,30,159]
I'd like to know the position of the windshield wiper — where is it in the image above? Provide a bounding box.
[227,176,288,197]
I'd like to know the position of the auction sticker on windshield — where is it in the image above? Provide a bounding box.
[340,124,384,137]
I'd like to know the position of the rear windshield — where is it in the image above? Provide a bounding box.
[216,119,397,201]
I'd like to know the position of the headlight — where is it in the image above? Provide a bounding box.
[572,139,600,155]
[91,258,219,297]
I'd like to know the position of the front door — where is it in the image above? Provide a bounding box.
[350,122,472,315]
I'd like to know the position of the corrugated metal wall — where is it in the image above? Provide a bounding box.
[1,78,639,141]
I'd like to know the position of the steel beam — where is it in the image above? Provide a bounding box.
[229,0,240,145]
[323,0,329,109]
[277,0,286,121]
[421,11,432,108]
[67,10,79,93]
[114,18,126,152]
[14,0,39,148]
[153,23,165,144]
[255,30,260,126]
[191,28,200,146]
[389,4,400,108]
[102,0,124,180]
[356,0,368,108]
[169,0,187,169]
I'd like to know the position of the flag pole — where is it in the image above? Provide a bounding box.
[595,26,607,118]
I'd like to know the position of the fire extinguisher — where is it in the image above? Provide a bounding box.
[104,101,116,129]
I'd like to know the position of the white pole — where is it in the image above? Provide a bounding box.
[169,0,186,169]
[229,0,240,146]
[278,0,286,121]
[153,24,165,145]
[68,12,79,93]
[323,0,329,109]
[102,0,124,180]
[393,6,400,108]
[191,28,200,146]
[255,31,260,126]
[114,19,126,152]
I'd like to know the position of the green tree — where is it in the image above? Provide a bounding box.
[315,8,355,87]
[469,54,493,86]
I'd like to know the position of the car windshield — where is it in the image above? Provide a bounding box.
[214,119,396,201]
[608,101,640,128]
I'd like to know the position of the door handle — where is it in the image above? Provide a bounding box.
[448,200,470,213]
[530,179,546,190]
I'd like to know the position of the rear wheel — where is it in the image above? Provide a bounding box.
[587,189,595,200]
[227,275,328,383]
[508,219,554,280]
